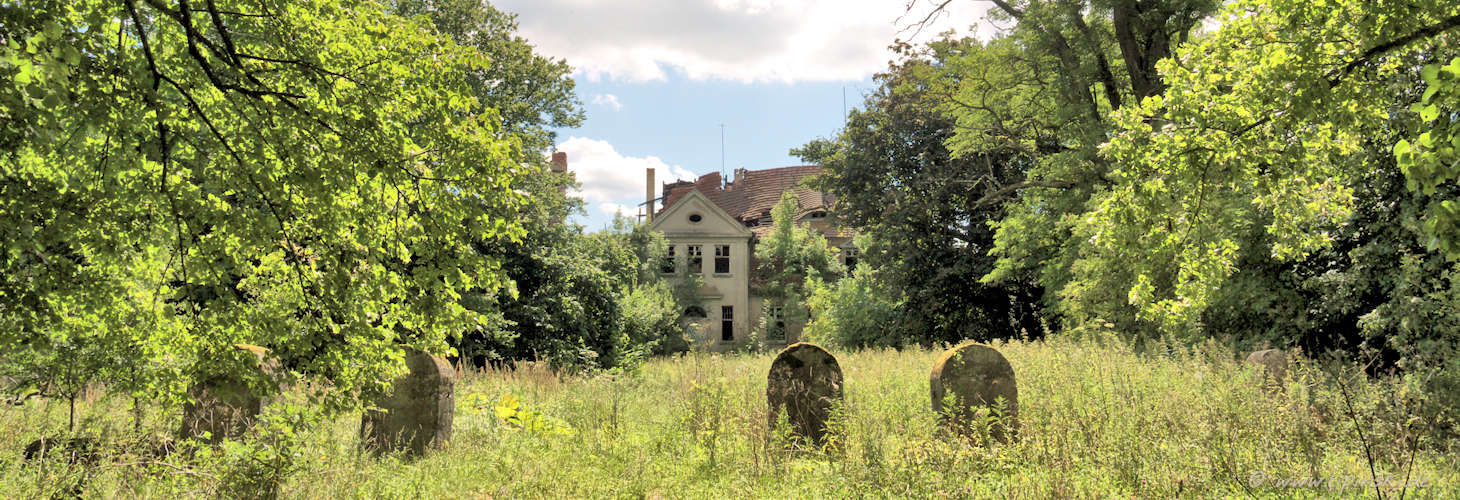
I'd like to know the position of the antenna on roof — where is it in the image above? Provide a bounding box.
[719,123,726,183]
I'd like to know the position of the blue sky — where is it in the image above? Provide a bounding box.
[561,76,875,229]
[492,0,996,229]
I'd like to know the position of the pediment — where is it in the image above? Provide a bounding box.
[651,189,752,237]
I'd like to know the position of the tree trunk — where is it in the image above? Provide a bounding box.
[1112,0,1172,101]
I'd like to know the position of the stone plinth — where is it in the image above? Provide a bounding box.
[362,348,455,456]
[766,342,843,446]
[930,342,1018,443]
[181,344,280,443]
[1246,349,1292,390]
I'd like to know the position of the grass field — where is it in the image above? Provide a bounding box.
[5,337,1458,499]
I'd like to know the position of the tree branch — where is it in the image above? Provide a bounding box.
[1066,4,1124,110]
[972,179,1077,207]
[1326,13,1460,88]
[898,0,957,40]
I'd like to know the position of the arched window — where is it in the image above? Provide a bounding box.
[684,306,707,318]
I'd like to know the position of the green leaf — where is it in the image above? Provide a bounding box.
[1420,104,1441,122]
[1422,64,1441,85]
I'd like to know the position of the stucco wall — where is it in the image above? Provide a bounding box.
[652,191,753,351]
[653,189,846,351]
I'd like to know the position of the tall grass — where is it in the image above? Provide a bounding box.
[4,337,1457,498]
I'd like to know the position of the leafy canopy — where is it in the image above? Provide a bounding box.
[753,191,842,333]
[2,0,532,408]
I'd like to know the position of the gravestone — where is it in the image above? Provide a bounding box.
[930,342,1018,442]
[361,348,455,456]
[23,436,98,465]
[181,344,280,443]
[1245,349,1291,390]
[81,381,105,403]
[766,342,843,446]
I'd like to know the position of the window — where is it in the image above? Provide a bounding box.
[687,245,703,274]
[688,213,703,223]
[714,245,731,274]
[805,211,827,220]
[684,306,707,318]
[661,245,676,274]
[844,247,859,270]
[767,307,786,340]
[721,306,734,341]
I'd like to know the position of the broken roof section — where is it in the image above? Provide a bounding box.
[658,165,836,235]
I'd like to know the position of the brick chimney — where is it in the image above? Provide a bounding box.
[645,168,655,223]
[550,151,568,174]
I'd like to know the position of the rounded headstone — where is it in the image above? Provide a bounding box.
[181,344,281,443]
[766,342,843,446]
[1245,349,1291,390]
[362,348,455,456]
[81,381,105,404]
[930,342,1018,442]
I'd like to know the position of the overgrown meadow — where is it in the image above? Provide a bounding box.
[7,337,1457,499]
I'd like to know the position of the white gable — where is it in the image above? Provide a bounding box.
[650,190,752,238]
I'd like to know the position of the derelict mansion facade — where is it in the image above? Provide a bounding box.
[646,166,855,349]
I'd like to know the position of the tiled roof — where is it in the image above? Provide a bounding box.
[660,165,830,225]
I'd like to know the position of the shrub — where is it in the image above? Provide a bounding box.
[803,265,904,349]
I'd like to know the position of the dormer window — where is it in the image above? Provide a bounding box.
[804,211,827,220]
[688,213,703,224]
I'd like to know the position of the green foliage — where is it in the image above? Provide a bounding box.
[391,0,582,164]
[684,378,731,467]
[797,38,1051,344]
[2,0,537,410]
[4,342,1457,497]
[1356,255,1460,437]
[458,211,691,370]
[803,239,905,349]
[482,393,573,437]
[753,191,843,336]
[462,221,627,370]
[1091,0,1459,335]
[1397,56,1460,257]
[931,0,1217,337]
[906,0,1460,355]
[205,402,322,499]
[618,279,688,356]
[612,215,694,355]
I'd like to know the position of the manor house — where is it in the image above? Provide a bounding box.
[646,166,854,350]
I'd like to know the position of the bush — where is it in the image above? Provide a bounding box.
[620,280,688,356]
[803,265,904,349]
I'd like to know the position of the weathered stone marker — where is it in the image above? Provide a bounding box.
[181,344,280,443]
[361,348,455,456]
[766,342,843,446]
[1245,349,1291,390]
[930,342,1018,442]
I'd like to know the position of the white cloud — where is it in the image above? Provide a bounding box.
[598,202,634,216]
[556,136,697,222]
[495,0,996,83]
[591,93,623,111]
